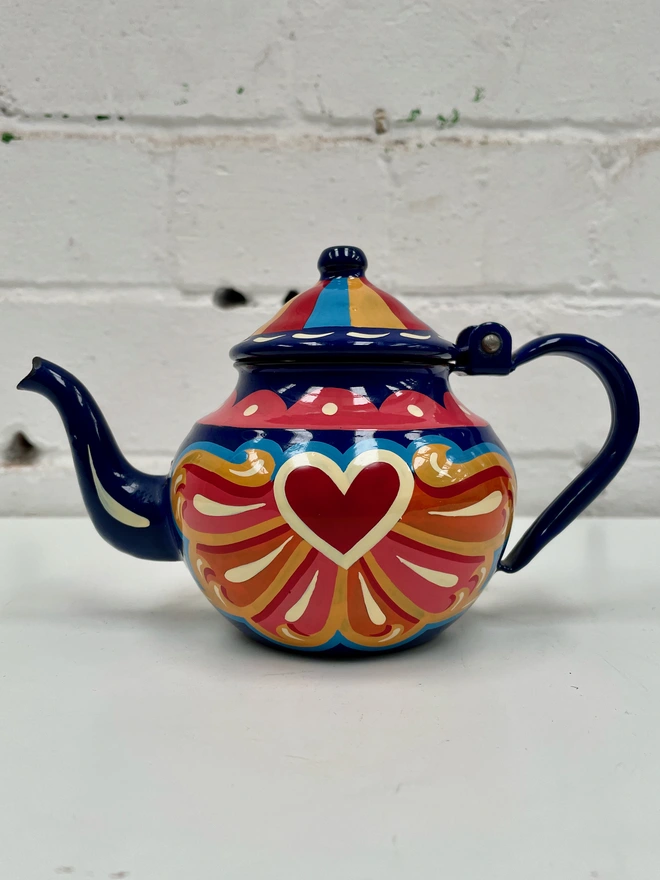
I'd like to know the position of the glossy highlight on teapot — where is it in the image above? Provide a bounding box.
[18,246,640,654]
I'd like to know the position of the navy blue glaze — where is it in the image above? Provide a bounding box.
[317,245,367,278]
[233,361,454,407]
[455,322,513,375]
[497,334,640,573]
[181,423,503,458]
[17,358,181,561]
[230,327,456,363]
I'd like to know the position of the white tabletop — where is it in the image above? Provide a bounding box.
[0,516,659,880]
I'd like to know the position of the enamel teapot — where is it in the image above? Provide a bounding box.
[19,246,640,655]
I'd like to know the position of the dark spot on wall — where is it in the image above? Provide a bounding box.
[373,108,389,135]
[283,289,299,303]
[4,431,40,466]
[0,85,18,116]
[1,132,18,143]
[212,287,249,308]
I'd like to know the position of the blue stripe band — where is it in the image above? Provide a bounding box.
[304,277,350,327]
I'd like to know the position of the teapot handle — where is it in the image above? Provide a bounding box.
[453,326,640,573]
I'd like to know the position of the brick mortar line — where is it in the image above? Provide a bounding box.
[2,287,660,305]
[5,119,660,149]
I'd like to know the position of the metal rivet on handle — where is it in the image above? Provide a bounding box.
[480,333,503,355]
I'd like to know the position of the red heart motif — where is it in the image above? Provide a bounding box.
[283,461,402,554]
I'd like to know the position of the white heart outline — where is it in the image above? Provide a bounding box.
[274,449,414,569]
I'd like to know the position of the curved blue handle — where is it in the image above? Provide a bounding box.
[498,334,640,573]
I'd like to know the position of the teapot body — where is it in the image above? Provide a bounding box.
[170,362,516,653]
[18,247,639,658]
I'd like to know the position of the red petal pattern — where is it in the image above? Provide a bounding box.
[171,440,515,650]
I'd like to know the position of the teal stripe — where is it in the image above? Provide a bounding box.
[304,277,350,327]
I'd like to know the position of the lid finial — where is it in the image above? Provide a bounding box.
[317,246,367,279]
[230,245,455,362]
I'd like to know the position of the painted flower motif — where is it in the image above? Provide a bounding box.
[171,436,516,651]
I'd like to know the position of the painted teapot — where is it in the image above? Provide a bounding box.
[19,247,639,655]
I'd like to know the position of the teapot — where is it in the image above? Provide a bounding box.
[18,246,640,655]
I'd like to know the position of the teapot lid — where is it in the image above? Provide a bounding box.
[230,246,457,363]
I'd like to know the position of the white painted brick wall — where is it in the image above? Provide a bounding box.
[0,0,657,518]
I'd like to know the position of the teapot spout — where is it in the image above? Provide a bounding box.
[17,358,180,561]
